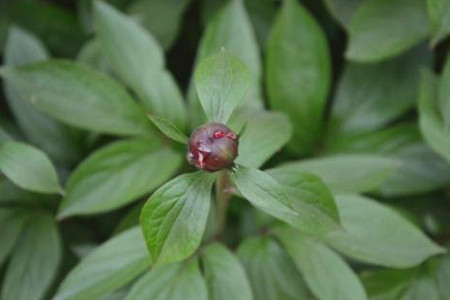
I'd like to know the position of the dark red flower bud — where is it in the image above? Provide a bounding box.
[187,123,239,172]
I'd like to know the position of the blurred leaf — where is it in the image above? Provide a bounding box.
[229,109,292,168]
[190,0,263,126]
[76,39,111,74]
[202,243,253,300]
[329,46,429,135]
[94,1,187,129]
[269,154,399,194]
[266,0,331,155]
[419,70,450,163]
[360,268,413,300]
[2,213,61,300]
[237,236,309,300]
[244,0,276,46]
[439,53,450,129]
[55,227,150,300]
[195,51,251,124]
[434,246,450,299]
[125,258,208,300]
[275,227,367,300]
[0,125,13,144]
[346,0,429,62]
[148,114,188,144]
[0,142,62,194]
[325,195,445,268]
[0,60,153,136]
[0,209,28,267]
[4,26,81,165]
[58,138,182,219]
[140,172,215,265]
[427,0,450,46]
[113,203,143,235]
[323,0,366,28]
[232,165,339,235]
[127,0,191,50]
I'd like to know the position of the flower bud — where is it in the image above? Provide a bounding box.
[187,122,238,172]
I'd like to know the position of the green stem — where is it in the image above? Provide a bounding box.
[215,170,231,239]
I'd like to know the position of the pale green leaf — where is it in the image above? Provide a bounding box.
[202,243,253,300]
[140,172,215,265]
[195,51,251,124]
[325,195,445,268]
[0,60,153,136]
[0,141,62,194]
[0,209,28,267]
[2,213,61,300]
[54,227,151,300]
[58,138,182,218]
[275,227,367,300]
[266,0,331,155]
[125,258,207,300]
[346,0,429,62]
[427,0,450,46]
[148,114,188,144]
[94,0,187,129]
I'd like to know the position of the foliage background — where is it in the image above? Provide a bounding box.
[0,0,450,299]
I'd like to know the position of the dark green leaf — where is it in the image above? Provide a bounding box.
[427,0,450,46]
[195,51,251,124]
[0,209,28,267]
[439,53,450,128]
[329,47,429,135]
[0,60,153,136]
[346,0,429,62]
[323,0,366,28]
[148,114,188,144]
[229,109,292,168]
[0,125,12,144]
[0,141,62,194]
[418,70,450,163]
[266,0,331,155]
[54,227,151,300]
[4,26,80,165]
[237,236,309,300]
[127,0,191,50]
[94,1,187,129]
[58,138,182,218]
[275,227,367,300]
[325,195,445,268]
[269,154,399,194]
[232,165,339,235]
[125,258,208,300]
[360,268,416,300]
[202,243,253,300]
[2,213,61,300]
[140,172,215,265]
[189,0,263,126]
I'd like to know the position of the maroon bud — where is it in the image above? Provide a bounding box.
[187,122,239,172]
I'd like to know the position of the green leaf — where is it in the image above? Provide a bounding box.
[439,53,450,129]
[325,195,445,268]
[0,60,153,136]
[269,154,399,194]
[76,39,111,74]
[125,258,208,300]
[418,70,450,163]
[323,0,366,28]
[228,109,292,168]
[266,0,331,155]
[329,47,429,135]
[202,243,253,300]
[0,209,28,267]
[94,0,187,129]
[237,236,309,300]
[58,138,182,218]
[275,227,368,300]
[0,141,62,194]
[2,213,61,300]
[147,114,188,144]
[231,165,339,235]
[434,245,450,299]
[54,227,151,300]
[427,0,450,46]
[346,0,429,62]
[4,26,80,165]
[0,125,13,144]
[189,0,263,126]
[127,0,191,50]
[194,51,251,124]
[140,172,215,265]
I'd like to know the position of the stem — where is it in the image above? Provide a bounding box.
[215,170,231,239]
